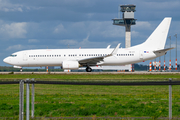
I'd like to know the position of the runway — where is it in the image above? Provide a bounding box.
[0,71,180,74]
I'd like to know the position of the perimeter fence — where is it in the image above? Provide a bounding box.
[0,79,180,120]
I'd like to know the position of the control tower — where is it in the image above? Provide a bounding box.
[112,4,136,48]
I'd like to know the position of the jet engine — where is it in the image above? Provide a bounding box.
[62,61,79,70]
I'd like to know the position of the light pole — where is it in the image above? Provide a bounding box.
[168,36,171,71]
[174,34,177,70]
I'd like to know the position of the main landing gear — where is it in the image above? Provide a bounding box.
[86,67,92,72]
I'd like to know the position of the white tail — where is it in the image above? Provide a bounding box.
[132,17,172,50]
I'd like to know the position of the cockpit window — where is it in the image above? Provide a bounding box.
[10,54,17,57]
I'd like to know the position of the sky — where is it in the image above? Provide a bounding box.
[0,0,180,68]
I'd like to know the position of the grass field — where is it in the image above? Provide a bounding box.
[0,73,180,80]
[0,73,180,119]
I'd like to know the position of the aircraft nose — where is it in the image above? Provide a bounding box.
[3,57,9,64]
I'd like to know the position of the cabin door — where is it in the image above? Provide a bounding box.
[139,50,143,60]
[23,52,28,61]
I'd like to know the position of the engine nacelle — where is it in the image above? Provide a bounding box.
[62,61,79,70]
[13,65,22,69]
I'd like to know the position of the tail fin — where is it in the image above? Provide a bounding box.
[133,17,172,50]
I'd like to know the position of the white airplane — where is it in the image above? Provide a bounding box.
[3,17,173,72]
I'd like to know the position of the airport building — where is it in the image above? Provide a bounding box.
[112,4,136,71]
[112,4,136,48]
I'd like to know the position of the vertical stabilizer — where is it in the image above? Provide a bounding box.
[133,17,171,50]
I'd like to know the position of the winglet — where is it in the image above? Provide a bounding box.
[111,43,120,55]
[106,45,111,49]
[105,43,120,57]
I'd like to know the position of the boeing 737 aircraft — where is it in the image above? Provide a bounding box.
[3,17,173,72]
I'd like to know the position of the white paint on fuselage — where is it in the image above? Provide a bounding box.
[3,48,162,67]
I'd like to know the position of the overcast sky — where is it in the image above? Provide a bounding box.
[1,0,180,67]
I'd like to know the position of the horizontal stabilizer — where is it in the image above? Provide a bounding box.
[153,47,175,53]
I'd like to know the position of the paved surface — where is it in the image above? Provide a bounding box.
[0,71,180,74]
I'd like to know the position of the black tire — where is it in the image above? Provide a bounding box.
[86,67,92,72]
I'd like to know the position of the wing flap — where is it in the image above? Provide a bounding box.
[79,56,104,66]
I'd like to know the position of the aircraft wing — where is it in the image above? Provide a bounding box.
[153,47,175,53]
[78,43,120,66]
[78,56,105,66]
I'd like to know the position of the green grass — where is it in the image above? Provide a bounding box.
[0,74,180,119]
[1,84,180,119]
[0,73,180,80]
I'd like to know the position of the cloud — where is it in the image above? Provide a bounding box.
[0,0,23,12]
[131,31,139,37]
[53,24,66,33]
[58,35,93,48]
[77,34,120,48]
[58,39,78,45]
[73,21,125,38]
[52,21,125,41]
[134,21,151,29]
[28,39,39,43]
[0,22,27,39]
[87,13,94,18]
[58,34,120,48]
[6,44,23,51]
[142,1,180,10]
[100,24,125,38]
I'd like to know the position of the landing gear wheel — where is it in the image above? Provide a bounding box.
[20,68,23,72]
[86,67,92,72]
